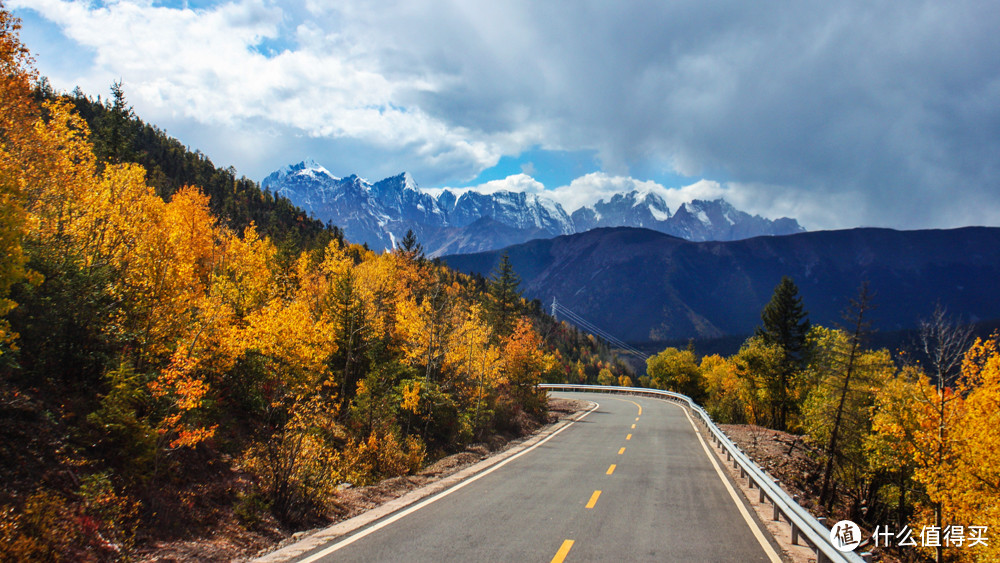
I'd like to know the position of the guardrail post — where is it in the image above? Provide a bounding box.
[791,523,800,545]
[773,503,781,522]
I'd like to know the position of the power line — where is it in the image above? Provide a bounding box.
[551,299,650,360]
[550,299,643,356]
[557,307,641,355]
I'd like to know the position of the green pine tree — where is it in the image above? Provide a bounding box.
[486,253,522,339]
[755,276,810,430]
[397,229,424,261]
[98,81,135,165]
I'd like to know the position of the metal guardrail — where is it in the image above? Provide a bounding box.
[540,383,869,563]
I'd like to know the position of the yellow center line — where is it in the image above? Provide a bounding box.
[635,417,639,422]
[631,423,636,429]
[625,400,643,416]
[551,539,574,563]
[626,433,632,440]
[618,447,625,455]
[607,464,616,475]
[585,490,601,508]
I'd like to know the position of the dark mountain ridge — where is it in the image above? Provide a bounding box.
[443,226,1000,342]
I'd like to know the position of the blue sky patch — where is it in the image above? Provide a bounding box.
[457,147,600,189]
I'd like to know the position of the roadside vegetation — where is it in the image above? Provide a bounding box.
[642,276,999,562]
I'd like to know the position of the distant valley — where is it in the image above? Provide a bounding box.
[442,226,1000,343]
[261,160,804,255]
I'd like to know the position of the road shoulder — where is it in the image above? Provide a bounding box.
[702,424,817,563]
[251,398,596,562]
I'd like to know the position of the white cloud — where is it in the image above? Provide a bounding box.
[13,0,1000,230]
[425,173,545,199]
[424,172,807,225]
[12,0,514,178]
[543,173,730,214]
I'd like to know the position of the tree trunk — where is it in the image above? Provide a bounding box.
[819,284,870,509]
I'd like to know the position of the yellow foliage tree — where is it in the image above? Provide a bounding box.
[701,354,752,423]
[240,390,344,523]
[0,10,37,348]
[646,347,705,400]
[731,336,786,426]
[907,336,1000,562]
[498,318,549,415]
[866,365,928,529]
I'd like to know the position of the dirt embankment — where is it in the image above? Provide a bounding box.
[719,424,902,563]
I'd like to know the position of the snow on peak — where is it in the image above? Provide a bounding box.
[293,158,338,181]
[402,172,418,191]
[648,203,669,221]
[263,161,804,252]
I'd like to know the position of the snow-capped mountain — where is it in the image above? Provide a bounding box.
[570,190,672,232]
[262,162,436,250]
[262,160,804,255]
[442,190,574,235]
[262,160,574,254]
[667,199,804,241]
[572,193,804,242]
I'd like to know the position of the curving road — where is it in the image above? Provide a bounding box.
[290,392,782,562]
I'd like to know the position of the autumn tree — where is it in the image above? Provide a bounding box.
[866,365,927,530]
[731,336,785,427]
[940,335,1000,563]
[701,354,749,423]
[0,9,38,352]
[497,317,551,419]
[913,307,974,563]
[814,283,874,510]
[646,347,705,401]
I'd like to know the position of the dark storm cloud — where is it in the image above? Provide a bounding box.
[358,0,1000,228]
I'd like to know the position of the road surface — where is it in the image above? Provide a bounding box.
[292,391,782,562]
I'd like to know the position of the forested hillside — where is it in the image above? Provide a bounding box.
[32,79,340,256]
[0,13,628,560]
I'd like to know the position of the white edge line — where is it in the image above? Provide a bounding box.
[295,401,601,563]
[680,405,783,563]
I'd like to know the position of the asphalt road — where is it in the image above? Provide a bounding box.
[293,391,782,562]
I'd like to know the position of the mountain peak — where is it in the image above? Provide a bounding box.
[379,171,419,192]
[262,159,338,191]
[262,160,807,254]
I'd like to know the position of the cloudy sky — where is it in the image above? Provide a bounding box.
[11,0,1000,230]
